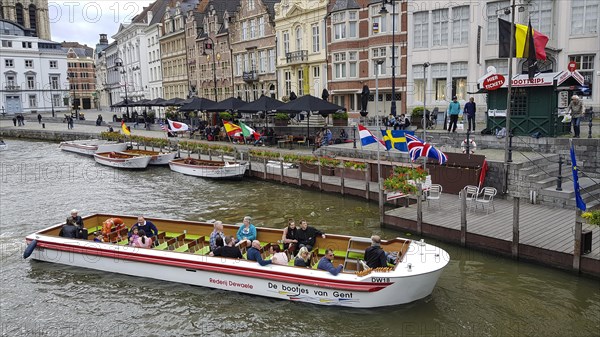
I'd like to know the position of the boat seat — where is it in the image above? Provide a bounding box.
[194,246,211,255]
[174,244,189,252]
[117,238,129,246]
[317,248,346,258]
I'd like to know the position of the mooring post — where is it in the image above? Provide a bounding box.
[365,163,371,200]
[340,160,345,196]
[556,155,563,191]
[573,210,583,273]
[416,183,423,235]
[512,196,520,258]
[318,159,323,191]
[298,163,302,186]
[460,188,467,246]
[280,159,284,183]
[263,158,267,180]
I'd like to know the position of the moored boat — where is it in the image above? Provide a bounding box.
[59,139,127,156]
[169,158,247,179]
[93,152,151,169]
[0,139,6,150]
[119,149,176,165]
[24,214,449,308]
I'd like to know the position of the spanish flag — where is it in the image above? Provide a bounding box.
[498,19,548,60]
[223,120,242,136]
[121,120,130,135]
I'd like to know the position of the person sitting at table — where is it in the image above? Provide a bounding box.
[398,114,411,130]
[340,129,348,142]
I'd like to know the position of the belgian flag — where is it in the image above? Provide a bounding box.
[499,19,549,79]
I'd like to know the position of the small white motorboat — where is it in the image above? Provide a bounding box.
[59,139,127,156]
[169,158,247,179]
[93,152,151,169]
[118,149,176,165]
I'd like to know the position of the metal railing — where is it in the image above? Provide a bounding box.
[286,50,308,64]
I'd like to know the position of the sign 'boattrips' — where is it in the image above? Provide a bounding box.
[483,74,505,91]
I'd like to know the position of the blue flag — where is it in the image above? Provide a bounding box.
[380,130,414,152]
[570,143,586,211]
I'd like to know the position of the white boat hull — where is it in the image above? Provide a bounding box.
[169,160,248,179]
[94,153,151,169]
[148,152,176,165]
[26,235,447,308]
[59,140,127,156]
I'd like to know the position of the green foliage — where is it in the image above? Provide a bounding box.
[383,166,428,194]
[332,111,348,120]
[249,149,281,159]
[411,106,424,119]
[343,160,367,171]
[219,112,233,120]
[274,113,290,121]
[582,211,600,226]
[297,155,318,164]
[319,157,341,167]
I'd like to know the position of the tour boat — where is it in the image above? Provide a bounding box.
[169,158,248,179]
[59,139,127,156]
[93,152,152,169]
[23,214,449,308]
[119,149,176,165]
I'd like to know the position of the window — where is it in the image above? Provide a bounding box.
[259,17,265,37]
[250,19,256,39]
[372,48,387,75]
[486,59,509,75]
[27,75,35,89]
[29,95,37,107]
[348,11,358,38]
[530,0,553,37]
[371,6,386,35]
[50,76,60,90]
[569,55,595,99]
[22,41,32,48]
[25,59,33,68]
[250,52,257,71]
[413,11,429,48]
[259,50,267,73]
[284,71,292,96]
[268,49,276,72]
[311,24,320,53]
[248,0,255,11]
[333,52,347,79]
[295,26,303,51]
[413,65,425,102]
[1,40,12,47]
[313,66,320,78]
[487,1,510,41]
[452,6,469,45]
[451,62,468,100]
[235,55,242,76]
[332,12,346,40]
[571,0,599,35]
[432,9,449,46]
[50,60,58,68]
[431,63,448,101]
[52,94,61,107]
[349,52,357,78]
[244,54,249,72]
[298,69,304,96]
[242,21,248,41]
[5,59,14,67]
[6,75,15,86]
[283,31,290,54]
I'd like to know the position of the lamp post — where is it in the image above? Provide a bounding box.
[376,60,385,223]
[114,57,129,119]
[49,79,55,118]
[67,75,79,120]
[380,0,397,116]
[422,62,430,168]
[202,36,218,101]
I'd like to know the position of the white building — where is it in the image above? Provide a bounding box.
[406,0,599,116]
[0,19,68,115]
[112,21,149,103]
[144,6,166,100]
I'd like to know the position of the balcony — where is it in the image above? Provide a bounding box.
[242,70,258,83]
[4,85,21,91]
[286,50,308,64]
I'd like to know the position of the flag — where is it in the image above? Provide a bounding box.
[121,120,130,135]
[381,130,414,152]
[223,121,242,136]
[358,124,385,147]
[167,119,189,132]
[405,134,447,165]
[525,20,538,79]
[570,142,586,211]
[239,121,260,141]
[498,18,549,60]
[479,159,489,189]
[159,119,169,132]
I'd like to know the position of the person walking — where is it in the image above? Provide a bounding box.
[12,117,16,126]
[464,97,476,132]
[37,113,42,124]
[568,95,584,138]
[447,96,461,133]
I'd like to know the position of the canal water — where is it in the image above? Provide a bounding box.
[0,139,598,337]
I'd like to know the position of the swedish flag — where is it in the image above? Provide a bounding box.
[380,130,414,152]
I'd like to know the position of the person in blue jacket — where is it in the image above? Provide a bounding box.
[246,240,272,266]
[317,248,343,275]
[236,216,257,245]
[447,96,461,133]
[130,216,158,239]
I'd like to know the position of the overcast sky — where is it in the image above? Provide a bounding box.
[49,1,153,47]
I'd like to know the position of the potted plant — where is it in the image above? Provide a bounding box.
[337,160,368,180]
[332,111,348,126]
[274,113,290,126]
[383,166,428,196]
[582,211,600,226]
[411,107,424,128]
[219,112,233,121]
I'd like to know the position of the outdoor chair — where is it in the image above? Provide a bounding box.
[296,136,307,147]
[458,185,479,212]
[426,184,443,208]
[474,187,497,214]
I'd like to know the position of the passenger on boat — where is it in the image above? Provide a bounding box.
[93,231,104,242]
[130,216,158,239]
[294,247,311,268]
[69,209,84,227]
[364,235,388,269]
[317,249,343,276]
[246,240,272,266]
[132,229,153,248]
[296,220,326,252]
[102,217,125,241]
[59,219,79,238]
[210,236,243,258]
[282,219,299,255]
[236,216,257,245]
[128,227,140,246]
[271,244,289,266]
[209,221,226,251]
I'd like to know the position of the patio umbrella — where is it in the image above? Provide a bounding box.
[110,98,134,108]
[204,97,247,112]
[159,97,186,106]
[276,94,346,140]
[131,99,150,107]
[179,97,216,112]
[238,95,284,129]
[145,97,166,106]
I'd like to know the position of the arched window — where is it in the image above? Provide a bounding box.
[15,3,24,26]
[520,57,555,74]
[28,4,37,32]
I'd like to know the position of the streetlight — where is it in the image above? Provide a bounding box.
[67,75,79,120]
[202,36,218,101]
[375,59,385,222]
[422,62,430,168]
[114,57,129,119]
[48,78,55,118]
[380,0,397,116]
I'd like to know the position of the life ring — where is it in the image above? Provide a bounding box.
[23,239,37,259]
[461,139,477,154]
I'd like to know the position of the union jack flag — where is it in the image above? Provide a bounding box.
[159,119,169,132]
[405,134,447,165]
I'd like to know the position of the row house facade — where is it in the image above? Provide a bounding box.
[103,41,122,108]
[62,43,96,110]
[274,0,329,100]
[406,0,600,114]
[112,21,150,103]
[144,2,169,101]
[230,0,279,102]
[327,0,409,117]
[94,34,110,109]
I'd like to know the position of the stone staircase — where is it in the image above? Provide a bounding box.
[515,155,600,210]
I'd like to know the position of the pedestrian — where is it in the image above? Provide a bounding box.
[447,96,461,133]
[12,117,16,126]
[568,95,584,138]
[464,97,476,132]
[37,113,42,124]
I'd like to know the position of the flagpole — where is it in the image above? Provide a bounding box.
[503,0,516,194]
[375,61,384,225]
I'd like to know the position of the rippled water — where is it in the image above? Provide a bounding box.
[0,139,598,337]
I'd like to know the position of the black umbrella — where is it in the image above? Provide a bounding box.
[238,95,284,129]
[205,97,247,112]
[159,97,186,106]
[144,97,166,106]
[179,97,216,112]
[130,99,150,107]
[276,94,346,141]
[110,98,134,108]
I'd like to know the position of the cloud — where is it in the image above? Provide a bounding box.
[49,1,152,46]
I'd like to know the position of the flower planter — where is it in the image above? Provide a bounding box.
[274,120,288,127]
[333,119,348,126]
[300,163,335,176]
[335,167,366,180]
